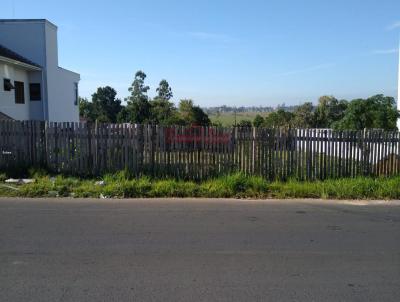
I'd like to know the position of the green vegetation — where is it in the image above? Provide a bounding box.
[80,71,210,126]
[210,95,399,130]
[79,69,397,131]
[1,170,399,200]
[209,111,270,127]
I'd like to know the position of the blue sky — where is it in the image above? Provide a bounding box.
[1,0,400,107]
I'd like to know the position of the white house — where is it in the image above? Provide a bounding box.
[0,19,80,122]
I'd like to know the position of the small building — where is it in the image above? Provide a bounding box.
[0,19,80,122]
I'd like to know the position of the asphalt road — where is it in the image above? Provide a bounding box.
[0,198,399,302]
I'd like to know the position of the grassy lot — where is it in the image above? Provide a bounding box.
[1,169,400,199]
[209,112,270,127]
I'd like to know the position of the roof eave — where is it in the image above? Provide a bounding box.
[0,56,42,71]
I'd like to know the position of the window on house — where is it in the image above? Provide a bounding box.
[14,81,25,104]
[74,82,78,106]
[29,83,41,101]
[3,78,14,91]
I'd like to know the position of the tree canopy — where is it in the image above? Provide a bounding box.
[246,94,398,131]
[79,71,398,131]
[335,95,398,130]
[125,71,152,123]
[78,87,122,123]
[79,71,210,127]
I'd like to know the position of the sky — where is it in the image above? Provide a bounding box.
[1,0,400,107]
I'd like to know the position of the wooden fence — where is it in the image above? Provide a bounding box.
[1,120,400,180]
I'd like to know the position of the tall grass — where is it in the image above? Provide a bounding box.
[0,169,399,199]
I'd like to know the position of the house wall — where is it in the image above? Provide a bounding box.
[0,62,31,120]
[28,71,45,120]
[44,24,80,122]
[0,20,47,66]
[47,68,80,122]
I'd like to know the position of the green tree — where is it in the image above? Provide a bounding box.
[190,106,211,126]
[314,96,348,128]
[178,99,195,120]
[150,80,179,125]
[263,109,294,128]
[156,79,173,101]
[253,114,265,127]
[117,106,130,123]
[292,102,315,128]
[335,95,398,130]
[237,120,253,127]
[178,99,210,126]
[126,71,151,123]
[79,97,96,121]
[150,99,179,125]
[370,95,399,130]
[91,86,122,123]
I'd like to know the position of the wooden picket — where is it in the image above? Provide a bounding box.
[0,120,400,180]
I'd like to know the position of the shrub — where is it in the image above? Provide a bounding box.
[19,178,53,197]
[0,173,7,182]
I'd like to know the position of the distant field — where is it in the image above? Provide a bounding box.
[209,112,270,127]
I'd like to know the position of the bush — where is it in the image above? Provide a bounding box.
[151,180,198,197]
[19,178,53,197]
[0,173,7,182]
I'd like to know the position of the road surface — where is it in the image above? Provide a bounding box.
[0,198,399,302]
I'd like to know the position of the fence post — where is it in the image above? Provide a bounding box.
[87,121,93,176]
[150,124,156,177]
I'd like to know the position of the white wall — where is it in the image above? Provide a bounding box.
[47,68,80,122]
[0,62,31,120]
[44,23,80,122]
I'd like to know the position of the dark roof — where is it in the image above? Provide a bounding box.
[0,112,14,121]
[0,44,41,68]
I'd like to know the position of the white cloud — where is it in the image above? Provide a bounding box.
[171,31,235,43]
[386,21,400,31]
[371,49,398,55]
[274,63,335,77]
[188,31,229,40]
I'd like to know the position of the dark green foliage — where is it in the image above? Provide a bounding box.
[79,87,123,123]
[150,80,180,125]
[156,79,173,101]
[178,99,210,126]
[237,120,252,127]
[263,109,294,128]
[79,97,96,121]
[335,95,399,131]
[292,102,315,128]
[248,94,396,130]
[91,86,122,123]
[253,114,265,127]
[80,72,211,126]
[125,71,152,123]
[314,96,348,128]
